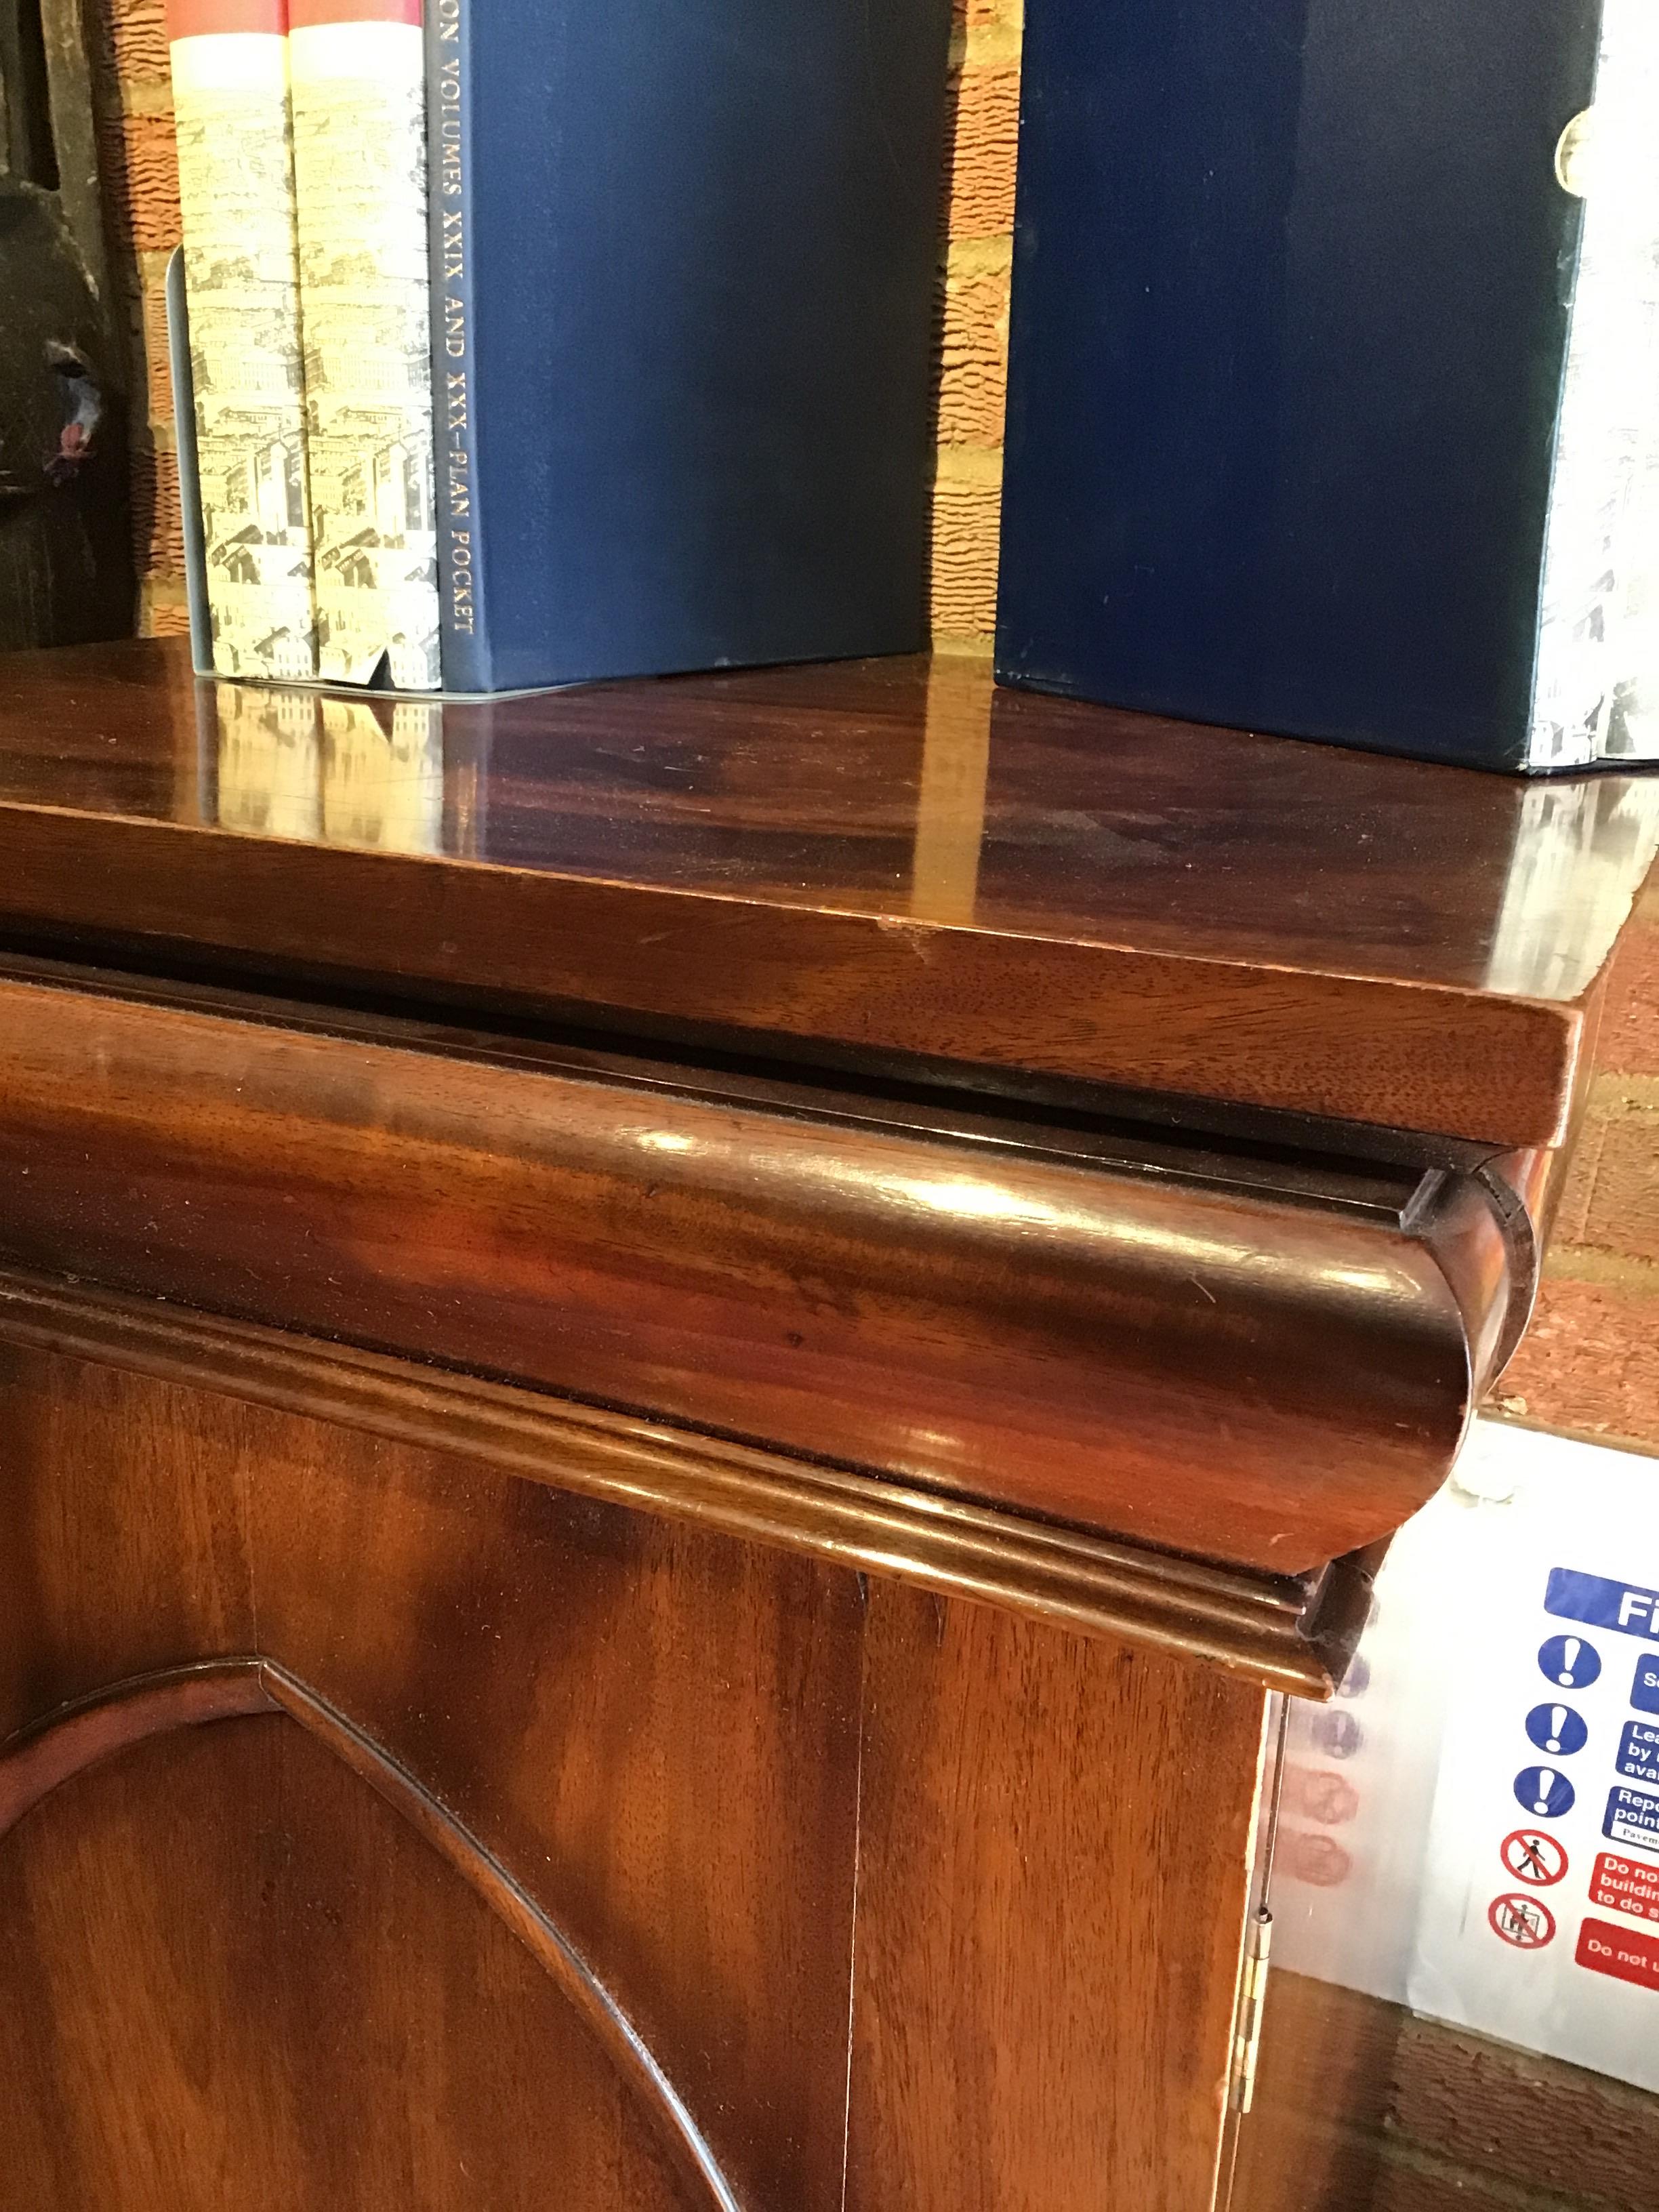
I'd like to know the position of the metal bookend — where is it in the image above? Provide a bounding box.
[165,248,215,678]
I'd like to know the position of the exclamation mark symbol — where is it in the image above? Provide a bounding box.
[1546,1706,1568,1753]
[1557,1639,1581,1686]
[1533,1767,1559,1814]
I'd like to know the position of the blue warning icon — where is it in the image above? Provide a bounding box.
[1514,1765,1576,1818]
[1538,1634,1601,1689]
[1525,1703,1587,1757]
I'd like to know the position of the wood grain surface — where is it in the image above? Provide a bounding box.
[1231,1968,1659,2212]
[0,1332,1275,2211]
[0,1717,699,2211]
[0,1345,859,2212]
[0,1264,1365,1694]
[846,1586,1270,2212]
[0,639,1654,1141]
[0,960,1505,1573]
[0,1658,741,2211]
[0,641,1636,2212]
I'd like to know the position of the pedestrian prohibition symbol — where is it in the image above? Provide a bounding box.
[1501,1829,1569,1886]
[1489,1893,1557,1948]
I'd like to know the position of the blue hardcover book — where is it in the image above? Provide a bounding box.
[428,0,948,693]
[996,0,1659,773]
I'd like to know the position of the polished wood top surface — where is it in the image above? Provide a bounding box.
[1,638,1655,1143]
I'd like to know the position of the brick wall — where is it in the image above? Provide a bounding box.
[94,0,190,636]
[1504,876,1659,1454]
[932,0,1018,640]
[1236,1974,1659,2212]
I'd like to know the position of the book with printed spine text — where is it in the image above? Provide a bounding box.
[167,0,318,680]
[426,0,950,693]
[996,0,1659,773]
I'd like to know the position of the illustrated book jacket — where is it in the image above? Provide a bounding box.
[996,0,1659,773]
[289,0,441,689]
[428,0,951,693]
[167,0,318,680]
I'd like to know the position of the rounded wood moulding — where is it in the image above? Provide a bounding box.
[0,964,1532,1575]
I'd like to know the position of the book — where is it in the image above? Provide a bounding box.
[1532,30,1659,767]
[426,0,949,693]
[167,0,318,680]
[289,0,442,689]
[996,0,1659,773]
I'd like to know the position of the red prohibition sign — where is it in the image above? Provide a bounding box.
[1489,1893,1557,1948]
[1501,1829,1569,1887]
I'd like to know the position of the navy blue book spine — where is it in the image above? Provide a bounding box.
[421,0,947,696]
[996,0,1606,771]
[426,0,489,690]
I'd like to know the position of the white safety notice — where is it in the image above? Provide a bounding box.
[1272,1420,1659,2091]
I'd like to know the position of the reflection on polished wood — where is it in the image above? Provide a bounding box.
[0,1264,1370,1691]
[0,639,1650,2209]
[1,640,1656,1141]
[0,956,1533,1575]
[909,651,991,923]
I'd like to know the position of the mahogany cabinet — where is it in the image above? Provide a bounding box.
[0,641,1652,2210]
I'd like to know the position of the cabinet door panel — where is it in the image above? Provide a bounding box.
[0,1348,255,1733]
[247,1412,864,2212]
[0,1345,863,2212]
[0,1715,699,2210]
[848,1586,1271,2212]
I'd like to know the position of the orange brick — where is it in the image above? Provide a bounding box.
[1368,2163,1538,2212]
[1601,907,1659,1078]
[1388,2011,1659,2212]
[937,261,1009,447]
[151,445,186,575]
[1550,1101,1607,1248]
[930,468,1001,639]
[952,0,1021,28]
[131,441,186,579]
[110,0,170,83]
[1502,1273,1659,1452]
[1578,1101,1659,1263]
[139,260,178,431]
[141,585,194,638]
[104,108,181,255]
[945,57,1019,239]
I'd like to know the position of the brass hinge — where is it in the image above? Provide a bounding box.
[1230,1909,1273,2116]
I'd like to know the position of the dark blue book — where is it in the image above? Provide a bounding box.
[996,0,1659,773]
[427,0,948,693]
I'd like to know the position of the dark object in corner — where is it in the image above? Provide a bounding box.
[0,0,134,650]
